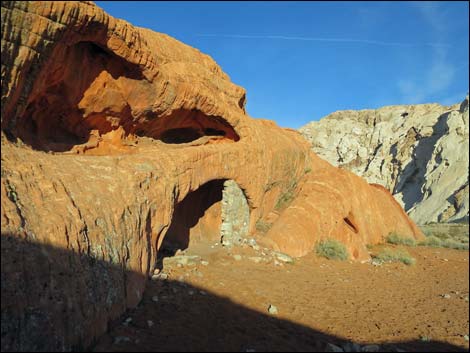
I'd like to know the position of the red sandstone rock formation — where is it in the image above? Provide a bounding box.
[1,1,423,351]
[263,153,423,259]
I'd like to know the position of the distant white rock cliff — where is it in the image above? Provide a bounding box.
[300,95,469,224]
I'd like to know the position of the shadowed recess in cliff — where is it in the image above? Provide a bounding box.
[393,112,450,211]
[160,180,225,256]
[344,211,359,234]
[11,41,239,153]
[158,179,250,263]
[135,108,240,144]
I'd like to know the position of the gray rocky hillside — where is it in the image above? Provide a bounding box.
[299,95,469,225]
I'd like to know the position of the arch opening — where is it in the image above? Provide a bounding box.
[148,109,240,145]
[157,179,250,266]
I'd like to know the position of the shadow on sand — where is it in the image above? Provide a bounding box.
[1,233,466,352]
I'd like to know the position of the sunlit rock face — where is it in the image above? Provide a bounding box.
[300,96,469,225]
[1,1,423,351]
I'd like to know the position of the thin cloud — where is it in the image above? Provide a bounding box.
[397,2,464,104]
[196,33,451,48]
[397,50,457,104]
[411,1,447,33]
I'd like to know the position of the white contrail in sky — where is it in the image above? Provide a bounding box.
[196,34,451,48]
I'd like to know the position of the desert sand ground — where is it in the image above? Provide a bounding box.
[93,225,469,352]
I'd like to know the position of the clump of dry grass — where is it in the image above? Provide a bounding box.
[386,232,416,246]
[373,248,416,266]
[315,239,349,261]
[418,224,468,250]
[419,223,469,250]
[255,219,272,234]
[418,235,442,247]
[441,239,469,250]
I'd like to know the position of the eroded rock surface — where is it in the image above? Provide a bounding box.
[1,1,423,351]
[300,97,470,224]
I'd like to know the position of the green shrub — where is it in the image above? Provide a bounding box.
[418,236,469,250]
[274,179,298,211]
[315,239,349,261]
[386,232,416,246]
[442,239,469,250]
[264,181,280,192]
[255,219,272,233]
[419,223,469,245]
[418,235,442,247]
[274,190,295,211]
[374,248,416,266]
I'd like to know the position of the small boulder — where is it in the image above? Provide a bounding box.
[249,256,263,264]
[268,304,278,315]
[273,251,294,263]
[325,343,344,352]
[151,272,168,281]
[247,238,257,247]
[114,336,131,344]
[342,342,361,352]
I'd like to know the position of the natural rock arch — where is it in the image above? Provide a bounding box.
[159,179,250,258]
[0,3,425,351]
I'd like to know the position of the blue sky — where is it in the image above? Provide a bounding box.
[96,1,469,128]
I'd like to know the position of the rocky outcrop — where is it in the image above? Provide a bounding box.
[1,1,423,351]
[220,180,250,246]
[300,97,470,225]
[262,154,423,258]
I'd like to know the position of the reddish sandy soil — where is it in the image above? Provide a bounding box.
[93,241,469,352]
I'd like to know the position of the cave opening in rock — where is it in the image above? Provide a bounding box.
[13,41,146,152]
[148,109,240,145]
[154,126,229,144]
[344,212,359,234]
[157,179,250,267]
[159,127,203,144]
[11,41,240,153]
